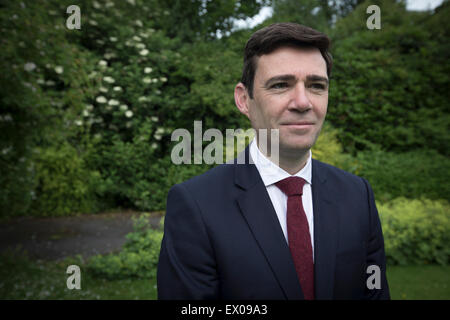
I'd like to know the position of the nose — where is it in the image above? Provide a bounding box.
[287,82,312,112]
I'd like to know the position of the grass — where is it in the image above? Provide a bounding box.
[0,250,448,299]
[0,251,157,300]
[386,264,450,300]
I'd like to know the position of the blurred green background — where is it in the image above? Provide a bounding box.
[0,0,449,299]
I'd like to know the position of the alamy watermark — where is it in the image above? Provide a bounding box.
[366,5,381,30]
[66,264,81,290]
[170,121,279,168]
[366,264,381,290]
[66,5,81,30]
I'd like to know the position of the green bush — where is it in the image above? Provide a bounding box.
[355,148,450,202]
[86,132,212,211]
[87,213,164,279]
[378,197,450,266]
[328,0,450,156]
[312,122,360,173]
[30,142,101,216]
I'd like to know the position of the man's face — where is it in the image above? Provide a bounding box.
[239,46,329,158]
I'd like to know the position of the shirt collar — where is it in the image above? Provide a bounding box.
[249,137,312,187]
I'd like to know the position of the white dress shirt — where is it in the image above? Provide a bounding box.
[249,137,315,261]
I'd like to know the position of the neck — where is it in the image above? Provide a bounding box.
[256,139,310,175]
[278,150,309,175]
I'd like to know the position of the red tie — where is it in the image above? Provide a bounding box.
[275,176,314,300]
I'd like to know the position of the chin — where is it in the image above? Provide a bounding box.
[279,135,315,151]
[279,141,313,156]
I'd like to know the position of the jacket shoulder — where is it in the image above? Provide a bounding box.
[174,163,236,192]
[312,158,367,187]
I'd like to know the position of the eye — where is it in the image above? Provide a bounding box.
[310,83,326,90]
[270,82,288,89]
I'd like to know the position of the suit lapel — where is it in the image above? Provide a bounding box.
[312,159,338,299]
[234,147,304,300]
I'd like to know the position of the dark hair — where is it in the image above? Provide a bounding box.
[241,22,332,98]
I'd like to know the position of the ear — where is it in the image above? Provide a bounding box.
[234,82,251,118]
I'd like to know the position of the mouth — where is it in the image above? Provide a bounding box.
[280,122,315,129]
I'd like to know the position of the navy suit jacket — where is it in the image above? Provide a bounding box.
[157,148,390,300]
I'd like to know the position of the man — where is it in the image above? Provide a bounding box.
[157,23,390,300]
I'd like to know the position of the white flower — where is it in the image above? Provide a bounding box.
[132,36,141,42]
[113,86,122,92]
[93,1,101,9]
[104,52,115,59]
[88,71,98,79]
[108,99,119,106]
[75,120,83,126]
[151,116,158,122]
[120,104,128,111]
[99,86,108,93]
[144,67,153,73]
[138,96,147,102]
[135,20,143,27]
[83,110,89,117]
[86,104,94,111]
[135,43,146,49]
[139,49,149,56]
[154,134,162,141]
[24,62,36,72]
[89,20,98,26]
[156,128,165,134]
[103,76,115,83]
[151,143,158,149]
[127,0,136,5]
[105,2,114,8]
[109,37,117,42]
[54,66,63,74]
[160,77,167,82]
[36,78,45,85]
[152,78,158,83]
[98,60,107,67]
[125,110,133,118]
[45,80,55,86]
[143,77,152,84]
[96,96,107,103]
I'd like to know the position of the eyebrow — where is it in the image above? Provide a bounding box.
[263,74,329,88]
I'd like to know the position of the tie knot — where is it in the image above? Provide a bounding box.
[275,176,306,196]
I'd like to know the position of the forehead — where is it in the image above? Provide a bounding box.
[255,46,327,81]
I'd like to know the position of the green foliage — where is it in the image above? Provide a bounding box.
[31,142,101,216]
[312,122,360,172]
[87,213,164,279]
[378,197,450,266]
[0,0,98,217]
[269,0,330,31]
[355,148,450,202]
[85,132,212,211]
[328,0,450,156]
